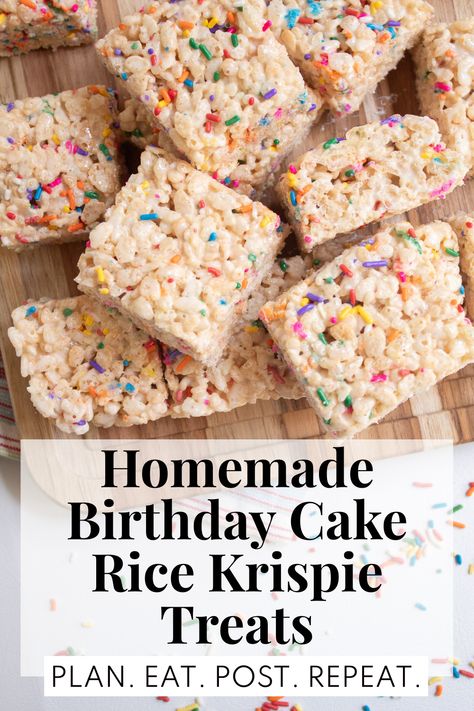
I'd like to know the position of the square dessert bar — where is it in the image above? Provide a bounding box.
[0,85,123,251]
[118,96,316,198]
[278,114,465,252]
[8,296,169,435]
[267,0,433,115]
[164,255,307,418]
[449,213,474,321]
[414,20,474,177]
[0,0,98,56]
[76,147,285,367]
[259,220,474,438]
[96,0,321,182]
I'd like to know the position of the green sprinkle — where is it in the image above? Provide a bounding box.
[324,276,334,284]
[318,333,328,345]
[199,43,212,60]
[84,191,99,200]
[248,253,257,262]
[131,42,139,50]
[345,169,355,178]
[200,309,206,316]
[213,71,220,81]
[225,115,240,126]
[235,282,242,289]
[273,138,280,146]
[189,37,199,49]
[323,138,338,150]
[131,128,143,138]
[323,418,332,426]
[317,387,330,407]
[231,34,239,47]
[63,308,73,317]
[97,342,105,350]
[395,230,422,254]
[449,504,463,514]
[445,247,460,257]
[313,258,321,267]
[344,395,352,408]
[279,259,288,272]
[99,143,111,159]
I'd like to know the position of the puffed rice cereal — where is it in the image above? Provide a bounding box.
[97,0,321,180]
[8,296,169,435]
[449,213,474,321]
[277,114,465,252]
[259,220,474,438]
[164,255,307,417]
[0,85,123,250]
[414,20,474,177]
[0,0,98,56]
[76,147,286,367]
[267,0,433,115]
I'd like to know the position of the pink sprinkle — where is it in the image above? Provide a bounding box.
[288,164,297,174]
[262,20,272,31]
[432,143,444,153]
[430,179,454,199]
[65,140,73,153]
[330,316,337,324]
[175,390,184,403]
[304,235,312,243]
[274,107,283,119]
[48,176,62,188]
[71,3,79,11]
[371,373,387,383]
[435,81,452,92]
[292,321,307,339]
[204,399,210,405]
[232,179,240,188]
[397,271,406,283]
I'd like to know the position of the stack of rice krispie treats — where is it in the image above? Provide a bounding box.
[0,0,98,56]
[4,0,474,439]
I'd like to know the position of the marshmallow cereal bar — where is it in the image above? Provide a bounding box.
[277,114,465,252]
[449,213,474,321]
[414,20,474,176]
[76,147,285,367]
[259,220,474,438]
[8,296,169,435]
[96,0,321,184]
[0,85,123,250]
[164,255,307,417]
[267,0,433,115]
[0,0,98,56]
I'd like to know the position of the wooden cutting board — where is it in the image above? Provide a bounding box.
[1,0,474,443]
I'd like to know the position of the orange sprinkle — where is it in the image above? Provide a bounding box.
[176,355,192,372]
[20,0,37,9]
[67,189,76,210]
[177,69,189,83]
[88,385,98,397]
[400,284,410,301]
[227,11,236,23]
[435,684,443,697]
[77,180,84,190]
[67,222,83,233]
[159,87,171,102]
[387,328,400,343]
[178,20,194,29]
[449,521,466,529]
[49,598,57,612]
[241,278,248,290]
[235,204,252,213]
[39,214,57,223]
[170,254,181,264]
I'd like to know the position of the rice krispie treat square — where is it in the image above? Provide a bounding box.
[8,296,169,435]
[76,147,286,367]
[259,220,474,438]
[0,0,98,56]
[277,114,465,252]
[118,96,316,198]
[96,0,321,181]
[449,213,474,322]
[164,255,307,417]
[0,85,123,251]
[267,0,433,116]
[414,20,474,177]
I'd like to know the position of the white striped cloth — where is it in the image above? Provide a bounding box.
[0,354,20,459]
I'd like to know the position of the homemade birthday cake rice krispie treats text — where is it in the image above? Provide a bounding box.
[414,19,474,177]
[96,0,321,189]
[76,147,285,367]
[8,296,169,435]
[277,114,465,252]
[0,0,98,56]
[267,0,433,115]
[164,255,307,417]
[259,220,474,438]
[0,85,123,250]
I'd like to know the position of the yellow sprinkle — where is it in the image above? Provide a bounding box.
[260,215,271,228]
[103,328,110,335]
[141,180,149,191]
[300,297,309,307]
[63,206,70,213]
[144,367,156,377]
[183,29,190,37]
[370,1,383,11]
[245,325,259,333]
[83,314,94,328]
[0,14,6,25]
[99,288,109,295]
[428,677,443,685]
[207,16,218,28]
[339,305,352,320]
[102,128,111,138]
[83,330,92,336]
[421,150,433,160]
[287,173,298,188]
[158,100,167,108]
[96,266,106,284]
[355,305,373,325]
[468,564,474,575]
[51,133,60,145]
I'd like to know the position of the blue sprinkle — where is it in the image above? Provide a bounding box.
[290,190,297,206]
[367,22,385,32]
[125,383,136,393]
[34,185,43,201]
[26,306,37,317]
[415,602,427,611]
[208,232,217,241]
[454,554,462,566]
[123,360,130,367]
[139,212,158,220]
[285,8,301,29]
[453,666,460,678]
[184,78,194,88]
[120,72,128,80]
[219,299,227,305]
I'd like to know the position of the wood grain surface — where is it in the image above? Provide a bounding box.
[1,0,474,443]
